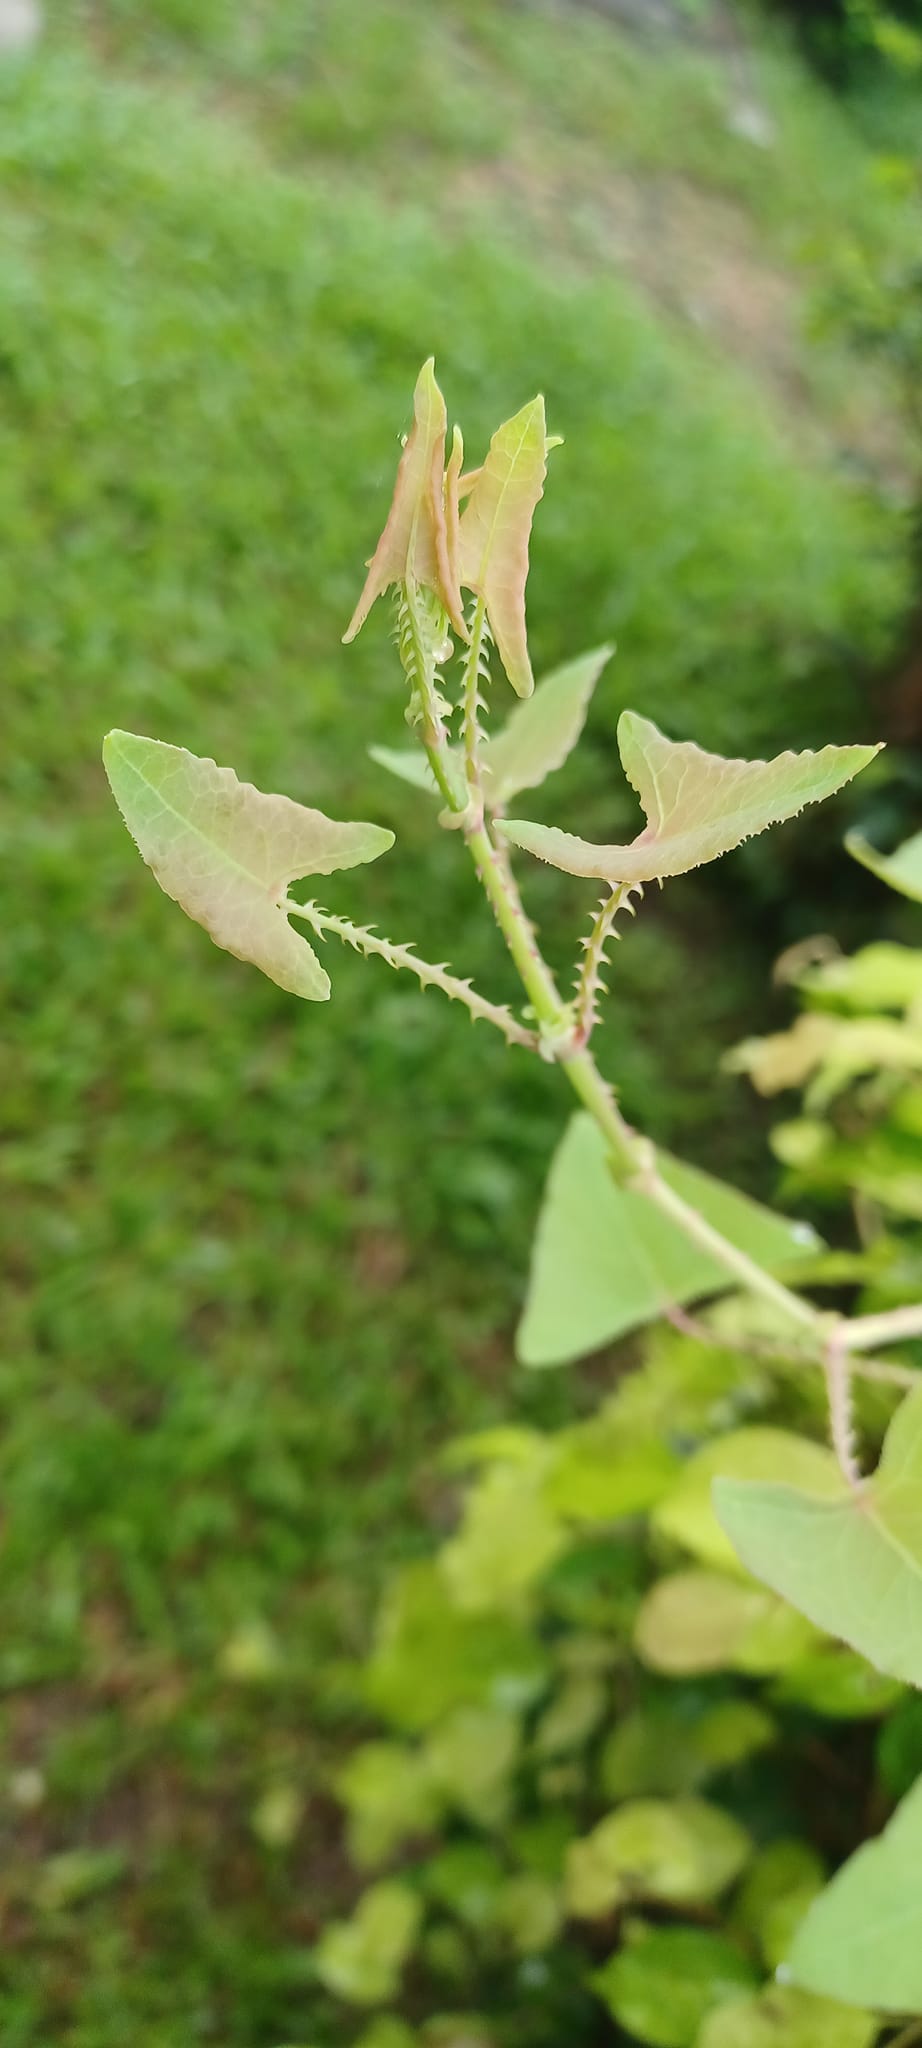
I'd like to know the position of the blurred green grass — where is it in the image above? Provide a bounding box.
[0,3,919,2039]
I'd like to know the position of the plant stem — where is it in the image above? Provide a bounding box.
[466,818,564,1034]
[573,886,639,1046]
[290,902,538,1051]
[461,595,489,796]
[839,1304,922,1354]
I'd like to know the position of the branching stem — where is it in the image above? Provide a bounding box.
[290,902,538,1051]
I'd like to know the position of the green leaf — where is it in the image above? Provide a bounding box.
[364,1563,548,1733]
[634,1569,819,1677]
[654,1429,842,1576]
[495,1874,562,1954]
[440,1464,566,1613]
[423,1842,505,1931]
[314,1881,422,2007]
[593,1925,757,2048]
[847,825,922,903]
[498,713,880,880]
[457,396,552,698]
[533,1673,608,1757]
[565,1798,751,1918]
[518,1114,820,1368]
[103,731,393,1000]
[368,744,443,794]
[335,1741,442,1869]
[424,1706,520,1828]
[773,1646,904,1720]
[788,1773,922,2010]
[697,1986,876,2048]
[602,1700,775,1801]
[481,646,612,804]
[544,1417,678,1523]
[734,1839,826,1971]
[714,1385,922,1687]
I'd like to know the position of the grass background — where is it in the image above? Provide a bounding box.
[1,1,920,2039]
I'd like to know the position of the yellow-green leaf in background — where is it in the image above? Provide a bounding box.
[103,731,393,1000]
[634,1569,819,1678]
[653,1428,842,1575]
[593,1923,757,2048]
[314,1881,422,2007]
[565,1798,751,1919]
[697,1985,875,2048]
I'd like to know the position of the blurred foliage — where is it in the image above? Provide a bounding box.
[1,0,921,2039]
[764,0,922,85]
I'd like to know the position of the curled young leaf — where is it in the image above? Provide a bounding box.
[103,730,393,1001]
[499,712,882,882]
[343,357,466,643]
[458,395,554,700]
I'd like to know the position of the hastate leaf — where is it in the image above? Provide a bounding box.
[103,731,393,1001]
[847,825,922,904]
[481,646,613,805]
[517,1113,820,1369]
[458,396,552,699]
[499,713,881,882]
[788,1773,922,2011]
[714,1384,922,1687]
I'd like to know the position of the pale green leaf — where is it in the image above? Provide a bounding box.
[499,713,880,881]
[458,396,551,698]
[565,1798,751,1918]
[517,1113,820,1368]
[773,1646,904,1720]
[789,1773,922,2009]
[103,731,393,1001]
[336,1740,442,1869]
[368,744,444,794]
[799,939,922,1013]
[654,1428,842,1575]
[481,646,612,804]
[593,1925,756,2048]
[634,1569,819,1677]
[697,1986,876,2048]
[847,825,922,904]
[533,1674,608,1757]
[715,1385,922,1686]
[544,1416,678,1522]
[314,1881,422,2007]
[423,1706,519,1828]
[439,1465,565,1613]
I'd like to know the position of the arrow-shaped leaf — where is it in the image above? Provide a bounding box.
[787,1773,922,2011]
[517,1113,820,1369]
[499,713,881,882]
[482,645,613,805]
[103,730,393,1001]
[343,357,466,644]
[458,396,552,700]
[846,826,922,904]
[714,1384,922,1687]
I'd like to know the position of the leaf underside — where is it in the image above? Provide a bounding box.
[500,713,881,882]
[517,1113,821,1369]
[714,1384,922,1688]
[846,826,922,904]
[103,731,393,1000]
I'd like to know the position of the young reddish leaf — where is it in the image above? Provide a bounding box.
[481,645,613,806]
[103,730,393,1001]
[458,395,553,699]
[343,358,466,644]
[498,713,881,881]
[714,1385,922,1687]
